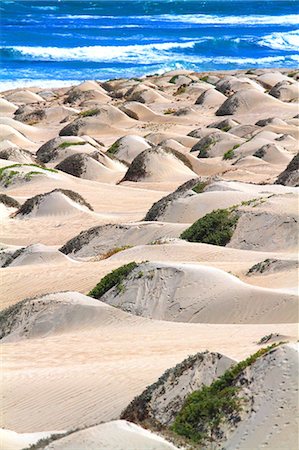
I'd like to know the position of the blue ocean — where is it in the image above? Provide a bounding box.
[0,0,298,89]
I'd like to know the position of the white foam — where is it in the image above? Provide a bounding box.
[53,13,299,26]
[4,42,298,67]
[143,13,299,26]
[258,29,299,51]
[4,41,199,63]
[0,79,81,92]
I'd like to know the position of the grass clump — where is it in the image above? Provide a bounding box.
[180,208,239,246]
[174,85,186,95]
[200,75,209,82]
[88,261,138,299]
[100,245,132,260]
[0,194,20,208]
[79,108,100,117]
[164,108,176,115]
[172,343,281,445]
[58,141,84,149]
[223,149,235,160]
[169,75,179,84]
[192,181,209,194]
[223,144,240,160]
[107,140,120,155]
[0,164,57,176]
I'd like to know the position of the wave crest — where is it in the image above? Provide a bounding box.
[258,30,299,51]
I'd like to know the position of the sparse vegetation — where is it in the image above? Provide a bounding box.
[192,181,209,193]
[172,343,282,445]
[200,76,209,82]
[180,208,239,246]
[0,194,20,208]
[0,164,57,177]
[287,71,298,78]
[99,245,132,260]
[247,258,276,275]
[257,333,280,345]
[58,141,84,149]
[164,108,176,115]
[223,149,235,160]
[79,108,100,117]
[253,147,266,159]
[174,85,186,95]
[169,75,179,84]
[107,140,120,155]
[221,125,231,132]
[223,144,240,160]
[88,262,138,299]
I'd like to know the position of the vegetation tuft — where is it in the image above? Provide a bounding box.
[79,108,100,117]
[223,149,235,160]
[169,75,179,84]
[192,181,209,193]
[99,245,132,260]
[0,193,20,208]
[180,208,239,246]
[58,141,84,149]
[88,261,138,299]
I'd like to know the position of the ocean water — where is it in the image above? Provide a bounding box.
[0,0,298,89]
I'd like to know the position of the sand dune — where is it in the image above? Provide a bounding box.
[14,189,94,218]
[60,222,185,259]
[97,261,298,323]
[43,420,179,450]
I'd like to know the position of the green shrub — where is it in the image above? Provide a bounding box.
[221,125,231,132]
[107,141,120,155]
[180,208,239,246]
[172,343,281,445]
[200,75,209,82]
[88,262,138,299]
[192,181,208,193]
[223,149,235,160]
[169,75,179,84]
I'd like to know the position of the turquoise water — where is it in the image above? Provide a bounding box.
[1,0,298,88]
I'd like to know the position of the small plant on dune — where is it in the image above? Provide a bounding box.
[169,75,179,84]
[223,149,235,160]
[107,140,120,155]
[287,71,298,78]
[0,170,19,187]
[88,261,138,299]
[172,343,282,445]
[223,144,240,161]
[164,108,176,115]
[221,125,231,132]
[192,181,209,194]
[58,141,84,149]
[0,194,20,208]
[200,75,209,82]
[99,245,132,260]
[79,108,100,117]
[180,208,239,246]
[174,85,186,95]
